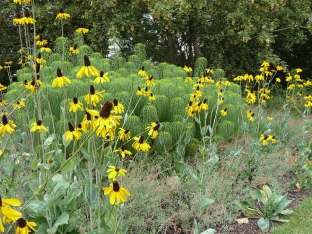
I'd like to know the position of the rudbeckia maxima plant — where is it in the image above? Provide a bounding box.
[103,180,130,205]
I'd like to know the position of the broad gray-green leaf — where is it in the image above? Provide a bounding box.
[257,217,270,232]
[44,134,55,149]
[280,209,294,215]
[49,212,69,234]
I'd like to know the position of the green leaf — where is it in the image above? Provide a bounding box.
[44,134,55,149]
[27,200,44,214]
[201,125,209,136]
[176,144,185,158]
[200,198,215,212]
[262,185,272,198]
[52,181,70,195]
[49,212,69,234]
[257,217,270,232]
[280,209,294,215]
[60,159,74,173]
[84,182,98,205]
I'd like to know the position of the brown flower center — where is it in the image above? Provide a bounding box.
[17,218,27,228]
[99,101,113,118]
[112,181,120,192]
[2,115,8,125]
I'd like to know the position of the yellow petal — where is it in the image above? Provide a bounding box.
[2,198,22,206]
[1,207,22,221]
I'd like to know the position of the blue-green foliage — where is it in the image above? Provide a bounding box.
[5,39,247,158]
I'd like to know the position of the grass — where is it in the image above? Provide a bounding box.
[271,192,312,234]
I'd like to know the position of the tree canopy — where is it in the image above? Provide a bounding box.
[1,0,312,84]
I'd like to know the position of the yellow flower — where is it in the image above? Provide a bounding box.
[149,93,156,101]
[52,68,71,88]
[103,180,130,205]
[260,134,277,146]
[286,74,292,82]
[206,68,214,74]
[118,128,131,141]
[246,90,256,104]
[224,81,231,86]
[199,99,208,111]
[185,76,193,82]
[136,86,143,96]
[94,71,110,84]
[255,74,264,82]
[77,55,99,78]
[69,97,84,112]
[276,78,281,82]
[20,11,36,24]
[138,66,147,76]
[217,89,223,97]
[12,12,23,24]
[217,98,224,105]
[0,83,7,92]
[267,116,273,121]
[287,84,295,90]
[87,101,123,139]
[56,8,71,19]
[216,81,224,88]
[260,134,268,146]
[30,120,48,133]
[220,108,227,116]
[112,99,124,114]
[107,166,127,179]
[296,68,303,73]
[40,45,52,53]
[0,196,22,232]
[114,145,132,158]
[145,75,155,86]
[0,149,2,156]
[0,115,16,136]
[184,66,192,73]
[76,23,89,34]
[13,0,31,4]
[15,218,36,234]
[247,110,255,122]
[81,111,97,132]
[64,122,82,141]
[146,121,160,139]
[143,87,152,97]
[0,98,8,106]
[3,60,13,69]
[84,85,104,107]
[132,136,151,152]
[276,65,283,71]
[69,45,79,55]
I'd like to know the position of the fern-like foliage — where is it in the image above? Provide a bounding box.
[194,57,208,77]
[155,131,173,152]
[216,120,236,140]
[140,104,159,125]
